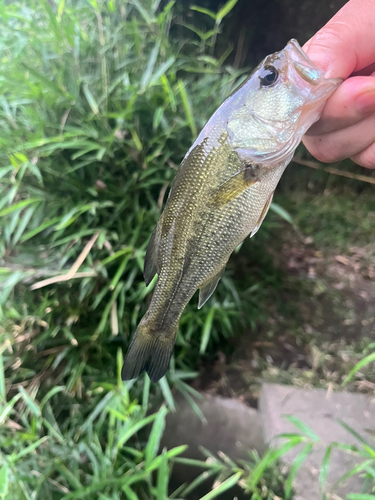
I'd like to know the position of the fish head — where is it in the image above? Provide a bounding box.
[226,39,342,165]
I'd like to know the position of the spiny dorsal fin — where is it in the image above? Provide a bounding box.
[198,268,225,309]
[209,167,259,208]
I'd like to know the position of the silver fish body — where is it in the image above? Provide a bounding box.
[122,39,341,382]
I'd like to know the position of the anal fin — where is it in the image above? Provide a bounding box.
[198,268,225,309]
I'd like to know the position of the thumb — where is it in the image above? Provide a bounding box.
[303,0,375,79]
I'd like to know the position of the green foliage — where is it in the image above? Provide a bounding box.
[282,192,375,254]
[0,355,187,499]
[0,0,257,381]
[0,0,293,497]
[343,345,375,386]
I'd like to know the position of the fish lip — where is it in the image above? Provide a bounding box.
[287,39,320,69]
[293,61,321,85]
[286,38,343,93]
[286,39,324,84]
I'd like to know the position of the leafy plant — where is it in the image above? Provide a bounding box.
[343,344,375,387]
[0,0,294,498]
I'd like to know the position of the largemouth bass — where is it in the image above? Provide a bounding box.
[122,39,341,382]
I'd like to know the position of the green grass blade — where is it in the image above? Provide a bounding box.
[0,198,42,217]
[200,471,242,500]
[0,464,9,496]
[156,450,169,500]
[145,405,167,469]
[284,415,320,442]
[141,41,160,89]
[200,307,215,354]
[177,79,197,137]
[11,437,48,463]
[216,0,239,21]
[0,354,5,401]
[158,377,176,411]
[343,351,375,385]
[285,443,313,499]
[270,202,293,225]
[83,84,99,115]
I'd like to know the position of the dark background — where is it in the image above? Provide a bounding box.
[177,0,348,66]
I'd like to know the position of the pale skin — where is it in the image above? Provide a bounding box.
[302,0,375,169]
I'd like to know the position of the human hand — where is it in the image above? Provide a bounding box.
[302,0,375,169]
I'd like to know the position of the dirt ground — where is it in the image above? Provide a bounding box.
[193,194,375,405]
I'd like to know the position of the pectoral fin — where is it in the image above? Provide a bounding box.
[250,190,274,238]
[209,168,259,208]
[198,268,225,309]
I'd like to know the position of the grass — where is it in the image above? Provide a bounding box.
[0,0,295,497]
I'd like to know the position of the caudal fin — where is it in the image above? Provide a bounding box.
[121,323,177,382]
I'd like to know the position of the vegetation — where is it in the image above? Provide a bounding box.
[0,0,374,499]
[0,0,288,497]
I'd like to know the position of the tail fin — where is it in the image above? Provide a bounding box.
[121,323,177,383]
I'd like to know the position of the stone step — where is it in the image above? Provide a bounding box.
[161,392,264,499]
[161,385,375,499]
[259,383,375,500]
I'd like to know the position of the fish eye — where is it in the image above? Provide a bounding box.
[259,66,279,87]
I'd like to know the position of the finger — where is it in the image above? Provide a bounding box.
[303,0,375,78]
[306,76,375,136]
[353,63,375,77]
[303,113,375,164]
[351,142,375,169]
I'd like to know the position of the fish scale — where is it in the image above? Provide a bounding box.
[122,39,342,382]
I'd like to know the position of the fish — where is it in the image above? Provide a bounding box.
[122,39,341,383]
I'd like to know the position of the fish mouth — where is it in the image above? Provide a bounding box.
[293,61,321,86]
[287,39,323,83]
[286,38,342,95]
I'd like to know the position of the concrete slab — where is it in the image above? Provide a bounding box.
[259,383,375,500]
[161,392,265,460]
[161,392,264,496]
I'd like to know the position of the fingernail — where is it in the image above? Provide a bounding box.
[357,88,375,112]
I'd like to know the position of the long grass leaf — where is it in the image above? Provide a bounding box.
[285,443,313,499]
[158,377,175,411]
[83,84,99,115]
[141,42,160,89]
[156,450,169,500]
[11,437,48,462]
[216,0,239,21]
[177,79,197,137]
[200,472,242,500]
[190,5,216,19]
[200,307,215,354]
[285,415,320,442]
[343,351,375,385]
[0,354,5,401]
[145,405,167,469]
[0,198,42,217]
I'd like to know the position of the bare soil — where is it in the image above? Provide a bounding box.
[193,221,375,405]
